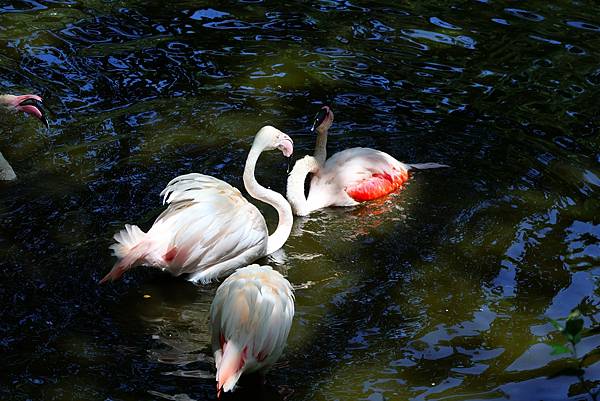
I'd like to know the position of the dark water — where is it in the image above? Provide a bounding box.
[1,1,599,400]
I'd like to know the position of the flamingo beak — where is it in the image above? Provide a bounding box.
[17,98,49,128]
[278,135,294,157]
[310,106,329,132]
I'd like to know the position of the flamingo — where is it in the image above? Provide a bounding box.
[100,126,294,284]
[287,106,448,216]
[0,94,48,180]
[210,263,294,398]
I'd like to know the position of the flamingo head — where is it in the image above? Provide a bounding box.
[0,94,48,127]
[254,125,294,157]
[310,105,334,133]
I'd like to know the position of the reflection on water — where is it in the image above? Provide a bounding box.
[1,1,599,400]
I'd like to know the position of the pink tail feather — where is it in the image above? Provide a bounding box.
[99,246,148,283]
[216,341,246,398]
[100,224,149,284]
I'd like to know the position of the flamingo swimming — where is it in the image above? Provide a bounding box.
[210,264,294,398]
[100,126,294,284]
[287,106,447,216]
[0,94,48,180]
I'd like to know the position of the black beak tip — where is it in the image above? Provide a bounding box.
[18,98,49,128]
[311,107,328,132]
[18,98,42,108]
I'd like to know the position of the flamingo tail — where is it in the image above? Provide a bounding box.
[216,341,246,398]
[100,224,149,284]
[109,224,146,258]
[406,162,449,170]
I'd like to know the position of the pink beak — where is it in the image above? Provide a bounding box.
[278,135,294,157]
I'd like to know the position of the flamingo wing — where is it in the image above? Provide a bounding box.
[211,264,294,395]
[312,147,409,204]
[345,170,409,202]
[150,173,269,282]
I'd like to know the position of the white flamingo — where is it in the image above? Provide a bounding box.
[0,93,48,180]
[210,264,294,398]
[100,126,294,284]
[287,106,447,216]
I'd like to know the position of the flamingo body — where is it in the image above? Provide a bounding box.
[312,147,410,204]
[101,126,294,284]
[102,174,269,283]
[210,264,294,397]
[287,106,447,216]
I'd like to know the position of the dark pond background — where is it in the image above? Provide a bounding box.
[1,1,599,400]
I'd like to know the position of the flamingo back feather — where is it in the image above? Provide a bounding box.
[308,147,410,206]
[101,173,269,283]
[210,264,294,396]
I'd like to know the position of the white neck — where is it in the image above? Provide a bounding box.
[243,145,293,254]
[286,155,321,216]
[313,127,328,165]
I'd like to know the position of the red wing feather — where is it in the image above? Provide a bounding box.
[346,170,409,202]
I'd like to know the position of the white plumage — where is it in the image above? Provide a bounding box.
[210,264,294,397]
[100,126,294,284]
[287,106,447,216]
[289,147,411,214]
[106,173,268,283]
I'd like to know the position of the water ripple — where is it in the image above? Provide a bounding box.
[402,29,477,49]
[1,2,600,401]
[505,8,545,22]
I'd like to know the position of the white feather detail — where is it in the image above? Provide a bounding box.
[109,224,146,258]
[160,173,242,205]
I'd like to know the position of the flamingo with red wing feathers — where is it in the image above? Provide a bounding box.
[287,106,447,216]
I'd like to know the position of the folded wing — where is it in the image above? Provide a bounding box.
[149,173,268,281]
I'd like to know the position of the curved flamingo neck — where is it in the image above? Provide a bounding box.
[313,127,328,166]
[243,145,293,255]
[286,155,321,216]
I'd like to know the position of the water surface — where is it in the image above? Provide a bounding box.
[1,1,599,400]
